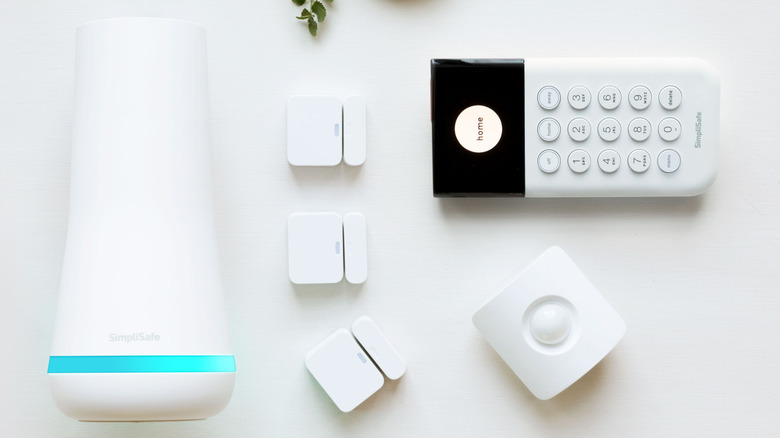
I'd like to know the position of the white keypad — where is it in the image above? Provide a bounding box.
[568,149,591,173]
[628,117,651,142]
[597,117,620,142]
[522,59,720,197]
[568,86,591,110]
[598,149,620,173]
[538,149,560,173]
[568,117,590,142]
[538,86,561,110]
[658,117,681,141]
[538,118,561,142]
[598,86,621,110]
[535,83,686,178]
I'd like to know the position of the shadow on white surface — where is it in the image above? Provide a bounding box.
[436,195,707,220]
[291,282,364,301]
[472,331,617,415]
[288,161,364,189]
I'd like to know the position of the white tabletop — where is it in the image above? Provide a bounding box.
[2,1,779,436]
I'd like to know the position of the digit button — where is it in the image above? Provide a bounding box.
[568,117,591,142]
[658,117,682,141]
[598,149,621,173]
[568,149,591,173]
[598,86,621,110]
[568,86,591,110]
[598,117,621,142]
[628,149,650,173]
[629,86,651,110]
[628,117,651,142]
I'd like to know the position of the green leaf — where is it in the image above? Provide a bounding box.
[311,1,327,22]
[308,16,318,36]
[296,8,311,19]
[291,0,306,5]
[323,0,333,2]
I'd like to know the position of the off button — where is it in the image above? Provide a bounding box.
[538,149,561,173]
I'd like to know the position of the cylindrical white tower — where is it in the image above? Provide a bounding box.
[48,17,235,421]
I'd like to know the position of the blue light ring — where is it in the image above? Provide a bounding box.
[47,355,236,373]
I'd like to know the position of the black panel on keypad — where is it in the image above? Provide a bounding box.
[431,59,526,197]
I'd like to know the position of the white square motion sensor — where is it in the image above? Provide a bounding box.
[305,316,405,412]
[472,246,625,400]
[288,212,368,284]
[287,96,366,167]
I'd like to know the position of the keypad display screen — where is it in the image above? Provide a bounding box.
[431,59,526,197]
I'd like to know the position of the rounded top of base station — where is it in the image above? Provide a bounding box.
[78,16,205,32]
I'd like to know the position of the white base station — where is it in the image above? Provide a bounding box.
[50,373,235,421]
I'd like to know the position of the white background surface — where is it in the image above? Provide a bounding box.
[1,1,779,436]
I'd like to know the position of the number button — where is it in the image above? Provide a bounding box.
[568,86,591,110]
[537,118,561,142]
[597,117,621,142]
[598,86,621,110]
[659,85,682,110]
[538,86,561,110]
[568,118,591,142]
[629,86,651,110]
[538,149,561,173]
[598,149,621,173]
[568,149,591,173]
[658,149,681,173]
[658,117,682,141]
[628,117,651,142]
[628,149,650,173]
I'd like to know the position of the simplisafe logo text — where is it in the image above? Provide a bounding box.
[695,112,703,149]
[109,332,161,343]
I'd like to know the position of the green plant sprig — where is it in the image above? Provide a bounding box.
[293,0,333,37]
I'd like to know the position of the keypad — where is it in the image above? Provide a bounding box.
[535,84,683,175]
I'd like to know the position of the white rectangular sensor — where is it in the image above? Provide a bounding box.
[343,96,366,166]
[306,316,405,412]
[287,96,343,166]
[288,212,344,284]
[305,328,384,413]
[343,212,367,284]
[287,95,366,166]
[288,212,367,285]
[351,316,406,380]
